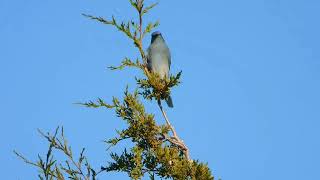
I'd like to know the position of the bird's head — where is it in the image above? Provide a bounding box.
[151,31,164,43]
[152,31,162,37]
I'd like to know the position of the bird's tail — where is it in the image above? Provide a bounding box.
[165,95,174,108]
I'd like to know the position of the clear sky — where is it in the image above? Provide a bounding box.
[1,0,319,179]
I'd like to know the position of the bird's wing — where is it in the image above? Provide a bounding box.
[167,47,171,70]
[146,46,152,71]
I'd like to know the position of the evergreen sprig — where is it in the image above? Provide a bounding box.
[82,1,159,60]
[136,71,182,101]
[15,127,103,180]
[108,57,143,71]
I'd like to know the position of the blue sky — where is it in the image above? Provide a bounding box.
[1,0,319,179]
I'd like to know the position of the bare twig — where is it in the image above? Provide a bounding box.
[157,100,190,160]
[135,0,152,79]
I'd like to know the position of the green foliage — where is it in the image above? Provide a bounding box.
[137,71,182,101]
[15,0,215,179]
[83,89,213,179]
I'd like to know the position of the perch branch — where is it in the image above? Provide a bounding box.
[157,100,190,160]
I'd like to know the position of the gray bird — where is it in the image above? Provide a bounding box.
[146,31,173,108]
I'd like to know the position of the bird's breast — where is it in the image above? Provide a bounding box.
[150,53,169,79]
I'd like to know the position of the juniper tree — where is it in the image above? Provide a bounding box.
[15,1,215,179]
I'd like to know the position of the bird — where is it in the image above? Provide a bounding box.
[146,31,174,108]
